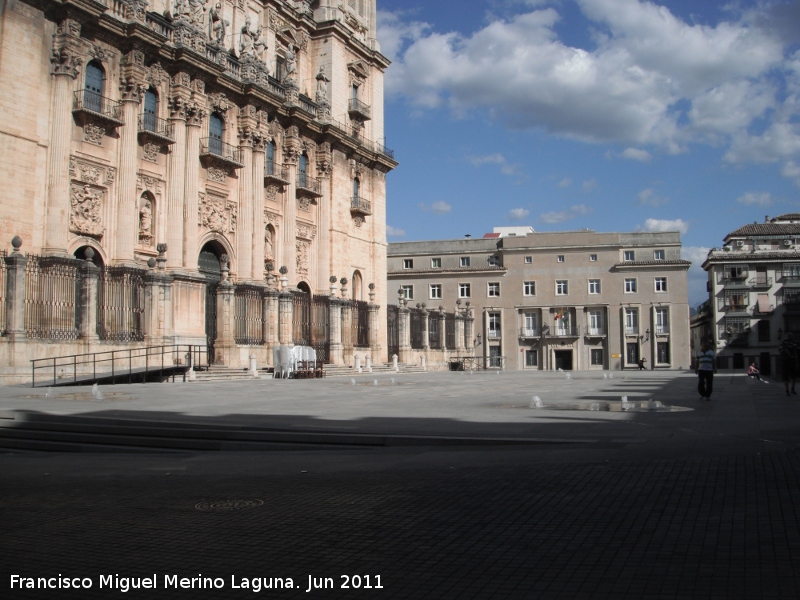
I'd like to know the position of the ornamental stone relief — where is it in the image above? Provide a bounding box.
[199,192,237,234]
[143,143,160,162]
[83,121,105,145]
[296,240,309,276]
[353,216,365,228]
[264,224,274,262]
[70,184,105,237]
[296,223,316,240]
[298,197,310,212]
[71,156,116,187]
[266,184,280,202]
[265,211,281,227]
[136,174,163,195]
[207,167,227,183]
[79,165,101,184]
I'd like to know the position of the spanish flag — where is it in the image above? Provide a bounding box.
[555,310,563,320]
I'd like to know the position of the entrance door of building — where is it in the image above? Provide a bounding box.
[554,350,573,371]
[626,342,639,367]
[198,243,222,364]
[488,345,501,368]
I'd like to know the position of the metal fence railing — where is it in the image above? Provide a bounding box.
[387,305,399,361]
[98,267,146,342]
[234,284,264,345]
[24,255,80,340]
[73,89,123,122]
[410,311,424,349]
[445,313,456,350]
[0,250,6,335]
[353,300,369,348]
[428,312,441,349]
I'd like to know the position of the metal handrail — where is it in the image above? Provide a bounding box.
[348,97,372,119]
[748,276,772,287]
[138,114,174,139]
[296,174,321,195]
[265,161,289,181]
[519,327,540,337]
[458,355,507,370]
[200,137,243,165]
[351,196,372,214]
[31,344,208,387]
[73,89,123,122]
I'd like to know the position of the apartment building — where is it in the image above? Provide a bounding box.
[388,227,691,371]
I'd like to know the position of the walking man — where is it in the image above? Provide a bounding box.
[696,341,716,400]
[778,332,798,396]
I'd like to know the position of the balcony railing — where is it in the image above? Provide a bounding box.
[199,138,243,168]
[296,174,322,197]
[748,275,772,288]
[584,326,607,336]
[654,325,670,335]
[722,273,748,284]
[348,97,372,121]
[376,142,395,160]
[721,301,749,311]
[72,90,124,126]
[519,327,540,338]
[782,272,800,282]
[625,327,639,336]
[784,293,800,307]
[350,196,372,216]
[550,326,579,337]
[137,114,175,144]
[264,161,289,184]
[487,329,501,339]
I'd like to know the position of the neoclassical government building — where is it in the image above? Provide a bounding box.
[0,0,396,378]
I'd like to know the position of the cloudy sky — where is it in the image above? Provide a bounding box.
[377,0,800,307]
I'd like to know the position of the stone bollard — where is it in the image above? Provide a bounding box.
[392,354,399,372]
[421,355,427,371]
[355,354,362,373]
[366,354,373,373]
[249,353,258,378]
[186,351,196,381]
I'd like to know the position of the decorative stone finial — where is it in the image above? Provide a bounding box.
[330,275,338,283]
[147,257,157,269]
[340,277,348,286]
[456,299,462,305]
[156,243,167,270]
[439,305,444,311]
[279,265,288,275]
[84,247,95,261]
[369,283,375,290]
[421,303,427,309]
[11,235,22,252]
[220,254,230,282]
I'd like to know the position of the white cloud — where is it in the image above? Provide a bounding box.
[582,179,597,192]
[419,201,452,214]
[468,153,506,166]
[636,188,669,207]
[509,208,531,221]
[385,1,798,180]
[682,245,712,307]
[377,11,430,62]
[736,191,773,207]
[621,147,652,162]
[386,225,406,237]
[640,218,689,235]
[539,204,592,224]
[557,178,572,188]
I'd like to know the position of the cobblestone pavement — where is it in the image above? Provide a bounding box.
[2,371,800,599]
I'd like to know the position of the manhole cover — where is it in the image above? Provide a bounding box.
[195,499,264,512]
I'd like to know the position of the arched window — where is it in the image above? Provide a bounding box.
[209,113,223,155]
[352,270,363,301]
[298,152,308,188]
[143,88,158,132]
[84,61,104,112]
[353,177,360,200]
[266,141,276,176]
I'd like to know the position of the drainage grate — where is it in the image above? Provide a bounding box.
[195,499,264,512]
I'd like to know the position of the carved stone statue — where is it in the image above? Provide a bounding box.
[139,198,153,244]
[187,0,208,28]
[315,65,329,103]
[208,3,228,46]
[265,226,274,261]
[70,184,104,237]
[296,240,309,276]
[240,16,267,61]
[284,43,297,82]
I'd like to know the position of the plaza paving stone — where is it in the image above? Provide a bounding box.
[1,371,799,599]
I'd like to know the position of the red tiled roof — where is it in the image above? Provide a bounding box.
[483,233,501,238]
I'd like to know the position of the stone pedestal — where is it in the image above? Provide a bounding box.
[455,313,465,352]
[278,292,293,345]
[214,280,235,365]
[328,297,344,365]
[341,300,353,365]
[78,258,100,342]
[4,242,27,340]
[398,305,411,364]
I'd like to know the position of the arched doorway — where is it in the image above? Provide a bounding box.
[199,241,224,362]
[352,270,363,301]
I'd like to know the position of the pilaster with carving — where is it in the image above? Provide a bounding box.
[183,79,207,270]
[166,72,191,269]
[236,104,257,281]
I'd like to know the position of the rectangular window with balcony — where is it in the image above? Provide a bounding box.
[588,310,603,335]
[784,289,800,307]
[724,289,748,309]
[400,285,413,300]
[625,278,638,293]
[556,280,568,295]
[624,250,635,261]
[625,308,639,335]
[522,312,538,337]
[784,263,800,281]
[460,257,470,267]
[429,284,442,299]
[524,256,532,264]
[488,282,500,297]
[523,281,536,296]
[488,312,501,338]
[655,277,667,292]
[459,283,471,298]
[723,265,747,282]
[655,308,669,334]
[588,279,601,294]
[525,349,538,367]
[554,311,571,336]
[403,259,413,269]
[657,342,670,364]
[488,255,501,266]
[431,257,441,268]
[591,348,604,366]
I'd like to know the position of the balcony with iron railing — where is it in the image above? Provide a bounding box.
[721,273,748,285]
[487,329,501,339]
[72,90,124,127]
[654,324,670,335]
[264,161,289,185]
[519,326,540,338]
[719,299,749,312]
[137,114,175,144]
[783,292,800,308]
[376,142,395,160]
[200,138,243,169]
[351,196,372,217]
[584,325,607,337]
[348,97,372,121]
[748,275,772,288]
[549,325,580,337]
[296,174,322,197]
[781,272,800,284]
[625,327,639,336]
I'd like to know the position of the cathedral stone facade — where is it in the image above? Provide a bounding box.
[0,0,395,380]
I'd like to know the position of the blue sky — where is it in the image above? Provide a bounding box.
[376,0,800,307]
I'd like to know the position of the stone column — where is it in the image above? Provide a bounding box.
[327,277,343,365]
[166,74,190,270]
[183,92,206,270]
[278,269,292,345]
[316,143,333,290]
[398,298,411,365]
[464,304,475,356]
[367,283,381,361]
[340,279,353,364]
[214,255,235,365]
[420,305,430,351]
[282,129,301,282]
[236,105,256,281]
[265,286,279,352]
[78,249,100,342]
[115,50,148,265]
[437,306,446,355]
[455,302,466,353]
[4,236,27,340]
[251,123,267,281]
[44,20,82,256]
[143,244,173,344]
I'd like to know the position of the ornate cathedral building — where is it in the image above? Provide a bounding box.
[0,0,396,379]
